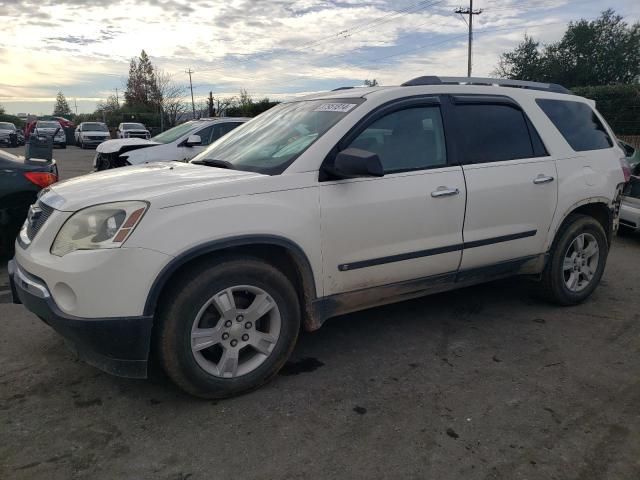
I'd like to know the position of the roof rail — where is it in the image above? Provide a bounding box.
[331,86,355,91]
[401,76,571,94]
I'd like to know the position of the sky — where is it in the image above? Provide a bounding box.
[0,0,638,115]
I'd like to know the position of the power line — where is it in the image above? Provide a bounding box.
[193,0,446,75]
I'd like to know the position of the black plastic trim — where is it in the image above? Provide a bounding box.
[337,230,537,271]
[143,235,317,316]
[9,260,152,378]
[316,253,546,324]
[464,230,537,249]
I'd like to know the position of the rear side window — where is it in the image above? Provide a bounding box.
[536,99,613,152]
[453,104,539,164]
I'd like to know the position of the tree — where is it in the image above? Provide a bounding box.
[124,50,161,110]
[364,79,379,87]
[494,10,640,87]
[0,104,5,115]
[237,88,253,116]
[493,35,542,81]
[154,69,187,127]
[53,91,72,117]
[96,94,120,114]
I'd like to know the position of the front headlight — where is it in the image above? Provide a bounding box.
[51,201,149,257]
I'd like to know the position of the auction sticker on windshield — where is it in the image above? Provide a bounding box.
[314,103,357,113]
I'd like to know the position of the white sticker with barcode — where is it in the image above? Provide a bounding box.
[314,103,357,113]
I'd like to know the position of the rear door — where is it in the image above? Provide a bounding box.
[449,95,558,270]
[319,98,466,295]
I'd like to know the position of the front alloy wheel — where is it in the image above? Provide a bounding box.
[191,285,281,378]
[156,257,300,398]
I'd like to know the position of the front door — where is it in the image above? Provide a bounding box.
[319,102,466,296]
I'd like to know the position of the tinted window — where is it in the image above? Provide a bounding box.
[536,99,613,152]
[347,106,447,173]
[454,104,536,163]
[212,122,242,142]
[195,125,215,145]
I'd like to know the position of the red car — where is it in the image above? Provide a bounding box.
[25,117,74,139]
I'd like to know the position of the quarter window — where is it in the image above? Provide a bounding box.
[347,106,447,173]
[454,104,538,164]
[536,99,613,152]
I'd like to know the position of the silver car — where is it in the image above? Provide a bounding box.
[34,120,66,148]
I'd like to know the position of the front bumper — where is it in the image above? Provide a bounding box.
[8,259,153,378]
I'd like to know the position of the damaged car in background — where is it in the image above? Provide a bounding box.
[94,117,247,170]
[619,141,640,233]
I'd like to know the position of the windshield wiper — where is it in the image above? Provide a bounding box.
[191,158,235,170]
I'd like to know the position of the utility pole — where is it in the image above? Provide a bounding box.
[115,88,119,107]
[186,68,196,118]
[455,1,483,77]
[208,91,215,117]
[73,98,78,115]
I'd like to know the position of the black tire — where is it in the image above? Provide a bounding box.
[61,144,66,149]
[537,214,608,305]
[155,257,301,398]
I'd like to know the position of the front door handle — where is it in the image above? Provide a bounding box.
[431,187,460,198]
[533,174,555,184]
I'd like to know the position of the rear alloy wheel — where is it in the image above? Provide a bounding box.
[156,257,300,398]
[538,214,608,305]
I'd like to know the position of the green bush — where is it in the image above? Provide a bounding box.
[572,84,640,136]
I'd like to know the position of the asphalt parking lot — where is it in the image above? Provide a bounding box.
[1,146,640,479]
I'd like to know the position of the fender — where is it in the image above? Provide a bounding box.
[545,196,615,250]
[143,234,318,318]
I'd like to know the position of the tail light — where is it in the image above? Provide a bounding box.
[24,172,58,188]
[620,157,631,183]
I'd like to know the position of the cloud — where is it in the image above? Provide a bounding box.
[1,0,639,114]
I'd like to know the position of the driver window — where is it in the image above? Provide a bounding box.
[196,125,215,145]
[347,106,447,173]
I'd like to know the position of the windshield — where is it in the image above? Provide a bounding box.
[123,123,145,130]
[0,122,15,130]
[191,99,363,174]
[83,122,108,132]
[37,121,59,128]
[151,121,197,144]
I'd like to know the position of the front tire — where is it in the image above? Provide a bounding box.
[538,214,608,305]
[155,257,301,398]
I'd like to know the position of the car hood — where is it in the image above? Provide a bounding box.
[40,161,264,211]
[97,138,159,154]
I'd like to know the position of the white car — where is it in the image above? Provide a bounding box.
[34,120,66,148]
[75,122,111,149]
[116,122,150,139]
[94,118,248,170]
[10,76,628,398]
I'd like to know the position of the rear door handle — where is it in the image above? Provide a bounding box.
[533,175,554,184]
[431,187,460,198]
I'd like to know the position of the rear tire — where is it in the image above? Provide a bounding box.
[155,257,300,398]
[537,214,608,305]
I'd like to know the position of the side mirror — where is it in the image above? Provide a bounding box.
[330,147,384,178]
[185,134,202,147]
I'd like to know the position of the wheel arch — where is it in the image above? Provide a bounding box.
[144,235,320,331]
[548,198,614,250]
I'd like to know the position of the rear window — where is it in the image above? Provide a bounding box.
[453,104,539,164]
[536,99,613,152]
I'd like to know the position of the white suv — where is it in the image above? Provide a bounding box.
[95,118,248,170]
[9,77,627,398]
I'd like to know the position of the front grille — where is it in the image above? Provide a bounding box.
[88,136,105,140]
[26,202,54,241]
[127,133,148,138]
